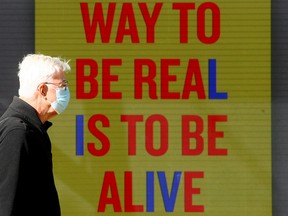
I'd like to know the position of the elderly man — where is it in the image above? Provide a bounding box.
[0,54,70,216]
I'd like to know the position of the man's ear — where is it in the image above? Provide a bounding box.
[38,83,48,97]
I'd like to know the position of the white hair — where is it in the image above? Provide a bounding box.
[18,54,71,97]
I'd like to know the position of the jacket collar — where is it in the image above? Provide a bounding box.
[8,96,52,131]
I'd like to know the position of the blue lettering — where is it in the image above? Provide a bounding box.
[146,171,155,212]
[158,171,181,212]
[76,115,84,155]
[209,59,228,99]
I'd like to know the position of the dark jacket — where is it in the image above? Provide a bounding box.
[0,97,61,216]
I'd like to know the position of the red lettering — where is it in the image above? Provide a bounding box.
[116,3,139,43]
[87,114,110,156]
[98,172,122,212]
[138,3,163,43]
[184,172,204,212]
[124,171,144,212]
[120,115,144,155]
[81,2,220,44]
[76,58,98,99]
[80,3,115,43]
[161,59,181,99]
[173,2,220,44]
[134,59,158,99]
[182,115,204,155]
[208,115,228,155]
[76,58,215,100]
[76,58,123,99]
[197,2,220,44]
[102,59,122,99]
[172,3,196,43]
[182,59,206,99]
[145,115,169,156]
[135,58,208,100]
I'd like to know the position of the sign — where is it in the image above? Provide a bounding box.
[36,1,271,215]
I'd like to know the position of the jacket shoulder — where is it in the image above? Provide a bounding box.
[0,116,28,138]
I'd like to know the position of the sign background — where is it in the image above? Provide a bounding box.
[35,0,271,215]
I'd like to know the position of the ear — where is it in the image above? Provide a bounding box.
[38,83,48,97]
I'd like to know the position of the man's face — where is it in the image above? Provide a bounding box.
[45,71,67,114]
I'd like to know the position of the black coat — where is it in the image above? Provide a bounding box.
[0,97,61,216]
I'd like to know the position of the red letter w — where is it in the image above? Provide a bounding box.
[80,2,116,43]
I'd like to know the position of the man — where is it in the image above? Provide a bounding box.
[0,54,71,216]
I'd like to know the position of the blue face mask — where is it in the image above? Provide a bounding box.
[51,87,70,114]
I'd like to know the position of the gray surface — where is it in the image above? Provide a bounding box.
[0,0,34,115]
[272,1,288,215]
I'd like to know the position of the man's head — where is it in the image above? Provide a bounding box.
[18,54,71,120]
